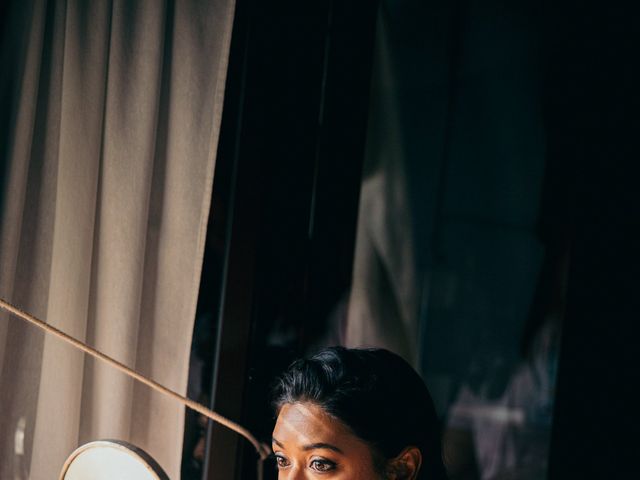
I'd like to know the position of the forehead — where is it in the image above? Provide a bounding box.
[273,402,357,447]
[274,402,345,443]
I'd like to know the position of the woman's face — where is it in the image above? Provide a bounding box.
[271,402,382,479]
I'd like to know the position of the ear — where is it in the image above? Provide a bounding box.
[386,446,422,480]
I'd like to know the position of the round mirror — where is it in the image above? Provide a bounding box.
[59,440,170,480]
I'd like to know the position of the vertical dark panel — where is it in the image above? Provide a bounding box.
[302,0,379,347]
[201,1,378,479]
[546,1,640,477]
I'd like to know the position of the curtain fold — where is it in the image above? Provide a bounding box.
[0,0,235,478]
[346,8,420,367]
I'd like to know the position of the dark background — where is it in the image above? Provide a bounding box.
[192,0,639,478]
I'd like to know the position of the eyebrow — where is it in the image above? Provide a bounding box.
[302,442,343,453]
[272,437,343,454]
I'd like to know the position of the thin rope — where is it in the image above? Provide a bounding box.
[0,297,271,462]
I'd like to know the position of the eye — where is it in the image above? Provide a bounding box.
[309,458,337,473]
[274,455,290,469]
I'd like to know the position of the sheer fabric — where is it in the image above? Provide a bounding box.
[346,10,420,367]
[0,1,235,477]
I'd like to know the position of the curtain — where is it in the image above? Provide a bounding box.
[0,0,235,478]
[346,8,420,367]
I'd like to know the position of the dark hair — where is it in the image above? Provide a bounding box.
[272,347,447,480]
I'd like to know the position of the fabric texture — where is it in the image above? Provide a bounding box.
[0,0,235,478]
[345,9,420,367]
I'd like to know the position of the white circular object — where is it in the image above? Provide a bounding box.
[59,440,170,480]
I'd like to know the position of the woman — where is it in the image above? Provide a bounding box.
[271,347,447,479]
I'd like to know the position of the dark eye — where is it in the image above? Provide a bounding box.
[310,459,337,472]
[275,455,290,469]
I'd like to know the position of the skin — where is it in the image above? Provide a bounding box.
[272,402,382,479]
[272,402,422,480]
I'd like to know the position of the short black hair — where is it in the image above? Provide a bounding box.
[272,347,447,480]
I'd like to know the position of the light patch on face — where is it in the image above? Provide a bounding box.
[272,402,381,479]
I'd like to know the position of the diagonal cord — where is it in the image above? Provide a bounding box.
[0,297,271,464]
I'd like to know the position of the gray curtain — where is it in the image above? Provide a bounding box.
[0,0,235,478]
[346,0,545,379]
[346,8,420,367]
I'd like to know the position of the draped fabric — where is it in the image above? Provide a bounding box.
[346,9,420,367]
[346,0,545,377]
[0,0,235,478]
